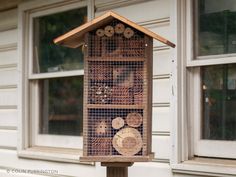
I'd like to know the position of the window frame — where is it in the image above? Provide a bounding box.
[186,0,236,67]
[190,0,236,159]
[18,0,94,163]
[170,0,236,176]
[29,3,86,149]
[190,67,236,158]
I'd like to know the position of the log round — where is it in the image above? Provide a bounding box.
[104,25,115,37]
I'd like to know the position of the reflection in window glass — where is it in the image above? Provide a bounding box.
[197,0,236,56]
[33,7,87,73]
[202,64,236,140]
[39,76,83,136]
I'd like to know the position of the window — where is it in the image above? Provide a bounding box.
[197,0,236,56]
[192,0,236,158]
[18,0,93,156]
[31,6,87,149]
[202,64,236,141]
[30,7,87,149]
[171,0,236,175]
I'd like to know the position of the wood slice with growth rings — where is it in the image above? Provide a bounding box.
[126,112,143,128]
[112,117,125,129]
[112,127,143,156]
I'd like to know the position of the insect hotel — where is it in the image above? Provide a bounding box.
[54,11,175,162]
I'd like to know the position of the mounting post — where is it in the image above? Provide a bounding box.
[101,162,133,177]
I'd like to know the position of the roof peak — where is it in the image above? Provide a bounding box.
[54,11,175,48]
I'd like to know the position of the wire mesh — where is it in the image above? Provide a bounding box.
[87,109,143,156]
[88,61,144,105]
[88,20,145,59]
[85,20,148,157]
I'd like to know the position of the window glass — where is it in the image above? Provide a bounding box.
[33,7,87,73]
[39,76,83,136]
[202,64,236,140]
[197,0,236,56]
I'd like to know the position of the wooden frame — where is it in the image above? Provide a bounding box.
[78,19,156,161]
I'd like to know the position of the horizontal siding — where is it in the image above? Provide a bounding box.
[152,136,171,160]
[0,9,17,32]
[0,88,17,106]
[153,78,171,104]
[0,29,17,46]
[95,0,170,23]
[0,7,18,155]
[0,68,17,87]
[0,110,17,128]
[0,50,17,66]
[152,107,170,133]
[153,49,171,76]
[0,130,17,149]
[95,0,147,12]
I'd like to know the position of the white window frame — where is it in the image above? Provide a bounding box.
[170,0,236,176]
[29,2,86,149]
[18,0,94,163]
[189,0,236,159]
[186,0,236,67]
[192,67,236,158]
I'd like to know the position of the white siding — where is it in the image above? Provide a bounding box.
[0,130,17,149]
[152,107,170,133]
[0,29,17,46]
[0,89,17,106]
[153,50,171,76]
[0,110,17,128]
[0,4,18,161]
[0,50,17,66]
[153,79,171,104]
[152,136,171,160]
[0,68,17,86]
[0,9,17,32]
[0,0,178,177]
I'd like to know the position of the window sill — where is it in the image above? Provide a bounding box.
[171,157,236,177]
[18,146,94,165]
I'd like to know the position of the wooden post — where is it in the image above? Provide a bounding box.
[101,162,133,177]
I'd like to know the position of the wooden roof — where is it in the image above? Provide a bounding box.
[54,11,175,48]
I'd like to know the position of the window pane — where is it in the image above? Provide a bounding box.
[33,7,87,73]
[202,64,236,140]
[197,0,236,56]
[39,76,83,136]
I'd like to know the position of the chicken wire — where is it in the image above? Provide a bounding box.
[84,20,148,157]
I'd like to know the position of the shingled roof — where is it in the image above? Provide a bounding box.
[54,11,175,48]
